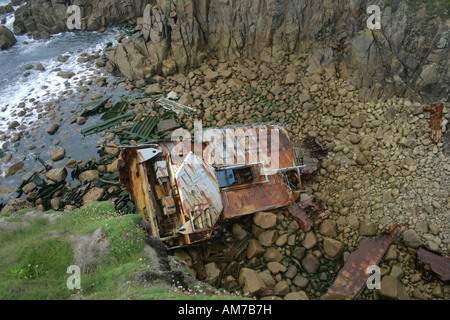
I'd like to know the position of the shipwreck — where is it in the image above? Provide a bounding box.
[118,124,305,248]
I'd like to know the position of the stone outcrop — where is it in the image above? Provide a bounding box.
[0,25,17,50]
[12,0,449,102]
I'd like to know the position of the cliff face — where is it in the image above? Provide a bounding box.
[13,0,449,103]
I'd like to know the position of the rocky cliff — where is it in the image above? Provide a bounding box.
[13,0,449,102]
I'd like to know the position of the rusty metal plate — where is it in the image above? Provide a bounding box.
[288,197,331,232]
[416,247,450,282]
[321,224,407,300]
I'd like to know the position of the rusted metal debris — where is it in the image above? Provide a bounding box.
[416,246,450,282]
[288,197,331,232]
[423,103,443,144]
[203,235,251,263]
[321,224,407,300]
[118,124,304,248]
[303,136,328,160]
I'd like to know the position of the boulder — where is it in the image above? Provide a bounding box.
[323,238,345,260]
[284,291,309,300]
[267,261,287,274]
[359,220,377,236]
[51,148,66,162]
[319,220,337,237]
[263,247,283,263]
[45,168,67,183]
[402,229,422,248]
[204,262,221,283]
[301,253,320,274]
[78,170,99,183]
[0,25,17,50]
[238,268,266,295]
[46,123,60,135]
[81,188,105,205]
[0,198,32,215]
[4,161,24,179]
[378,275,410,300]
[57,71,75,79]
[258,229,278,247]
[302,232,317,249]
[253,211,277,229]
[247,239,264,259]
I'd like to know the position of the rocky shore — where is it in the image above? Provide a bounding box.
[0,0,449,301]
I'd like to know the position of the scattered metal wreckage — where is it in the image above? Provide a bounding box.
[423,103,444,144]
[288,197,331,233]
[416,246,450,282]
[321,224,408,300]
[118,124,306,248]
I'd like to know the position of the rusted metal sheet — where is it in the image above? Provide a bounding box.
[288,197,331,232]
[303,136,328,160]
[321,224,407,300]
[423,104,443,144]
[176,153,223,236]
[416,247,450,282]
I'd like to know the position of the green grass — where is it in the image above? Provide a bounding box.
[0,202,246,300]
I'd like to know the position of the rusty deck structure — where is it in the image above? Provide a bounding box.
[118,124,304,247]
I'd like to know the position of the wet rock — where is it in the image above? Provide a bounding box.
[46,123,60,135]
[57,71,75,79]
[8,120,20,130]
[76,117,87,125]
[22,182,37,194]
[51,148,66,162]
[45,168,67,183]
[0,25,17,50]
[78,170,99,183]
[66,159,77,169]
[1,153,12,164]
[4,161,24,178]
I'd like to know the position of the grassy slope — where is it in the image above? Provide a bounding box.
[0,202,245,300]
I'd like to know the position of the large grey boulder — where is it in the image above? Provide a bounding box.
[0,26,17,50]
